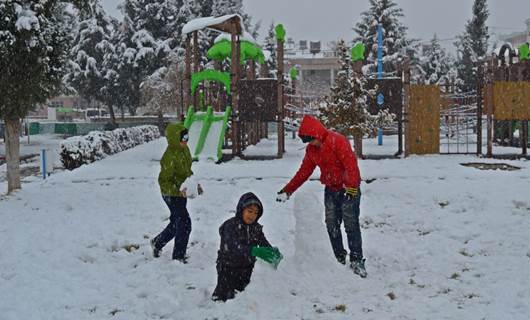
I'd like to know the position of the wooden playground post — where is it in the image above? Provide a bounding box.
[352,60,364,158]
[247,60,259,145]
[193,31,199,111]
[519,60,530,156]
[230,23,241,156]
[277,33,285,157]
[184,35,191,112]
[403,57,411,157]
[396,62,404,156]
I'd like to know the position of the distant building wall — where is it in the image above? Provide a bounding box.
[286,56,340,96]
[499,18,530,48]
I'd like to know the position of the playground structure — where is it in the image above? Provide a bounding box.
[482,44,530,157]
[179,15,529,161]
[181,15,287,161]
[352,42,530,159]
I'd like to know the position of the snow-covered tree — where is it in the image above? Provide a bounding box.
[65,1,118,124]
[419,34,453,85]
[141,61,183,132]
[0,0,84,193]
[212,0,242,17]
[455,0,489,92]
[319,40,395,155]
[212,0,259,38]
[111,0,183,115]
[263,22,277,77]
[353,0,412,72]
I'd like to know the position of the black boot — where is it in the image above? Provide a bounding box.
[350,258,367,278]
[150,239,161,258]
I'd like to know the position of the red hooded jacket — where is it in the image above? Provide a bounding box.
[283,116,361,194]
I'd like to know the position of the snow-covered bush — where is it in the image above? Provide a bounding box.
[60,125,160,170]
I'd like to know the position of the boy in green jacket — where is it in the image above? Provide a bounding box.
[151,123,201,262]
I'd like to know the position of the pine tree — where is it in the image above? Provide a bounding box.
[455,0,489,92]
[263,22,277,77]
[113,0,183,115]
[0,0,83,193]
[211,0,243,17]
[65,1,118,124]
[212,0,259,39]
[420,34,452,85]
[353,0,411,71]
[319,40,395,145]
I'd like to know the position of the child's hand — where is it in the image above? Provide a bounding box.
[276,190,290,203]
[180,188,187,198]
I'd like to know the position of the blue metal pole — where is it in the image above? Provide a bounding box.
[377,24,384,145]
[41,149,46,179]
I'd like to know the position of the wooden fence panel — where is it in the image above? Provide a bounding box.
[492,81,530,120]
[407,85,441,155]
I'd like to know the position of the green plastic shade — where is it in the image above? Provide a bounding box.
[351,43,366,62]
[289,67,298,80]
[519,43,530,61]
[275,24,286,42]
[207,40,265,65]
[191,70,231,95]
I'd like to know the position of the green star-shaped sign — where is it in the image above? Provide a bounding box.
[351,42,366,62]
[519,43,530,61]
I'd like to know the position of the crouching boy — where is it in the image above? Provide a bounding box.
[212,192,282,302]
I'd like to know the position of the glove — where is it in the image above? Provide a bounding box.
[344,187,358,200]
[251,246,283,269]
[276,190,290,203]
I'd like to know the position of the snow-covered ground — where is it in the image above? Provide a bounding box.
[1,135,530,319]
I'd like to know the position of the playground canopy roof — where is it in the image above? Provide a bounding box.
[214,31,257,45]
[182,14,243,35]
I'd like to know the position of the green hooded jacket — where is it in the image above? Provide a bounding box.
[158,123,193,196]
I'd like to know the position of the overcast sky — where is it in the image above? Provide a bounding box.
[102,0,530,50]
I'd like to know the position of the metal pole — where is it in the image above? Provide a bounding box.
[41,149,46,179]
[377,23,384,145]
[476,62,483,156]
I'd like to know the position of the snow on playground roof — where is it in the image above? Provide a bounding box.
[182,14,243,35]
[214,31,257,45]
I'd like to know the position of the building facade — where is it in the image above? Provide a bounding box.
[499,19,530,49]
[285,39,340,97]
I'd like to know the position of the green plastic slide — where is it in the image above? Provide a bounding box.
[183,105,231,162]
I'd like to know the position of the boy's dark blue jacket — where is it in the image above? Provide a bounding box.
[216,192,271,268]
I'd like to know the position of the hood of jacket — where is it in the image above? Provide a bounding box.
[298,115,328,142]
[235,192,263,223]
[165,123,187,149]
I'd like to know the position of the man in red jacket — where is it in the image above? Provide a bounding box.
[276,115,366,277]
